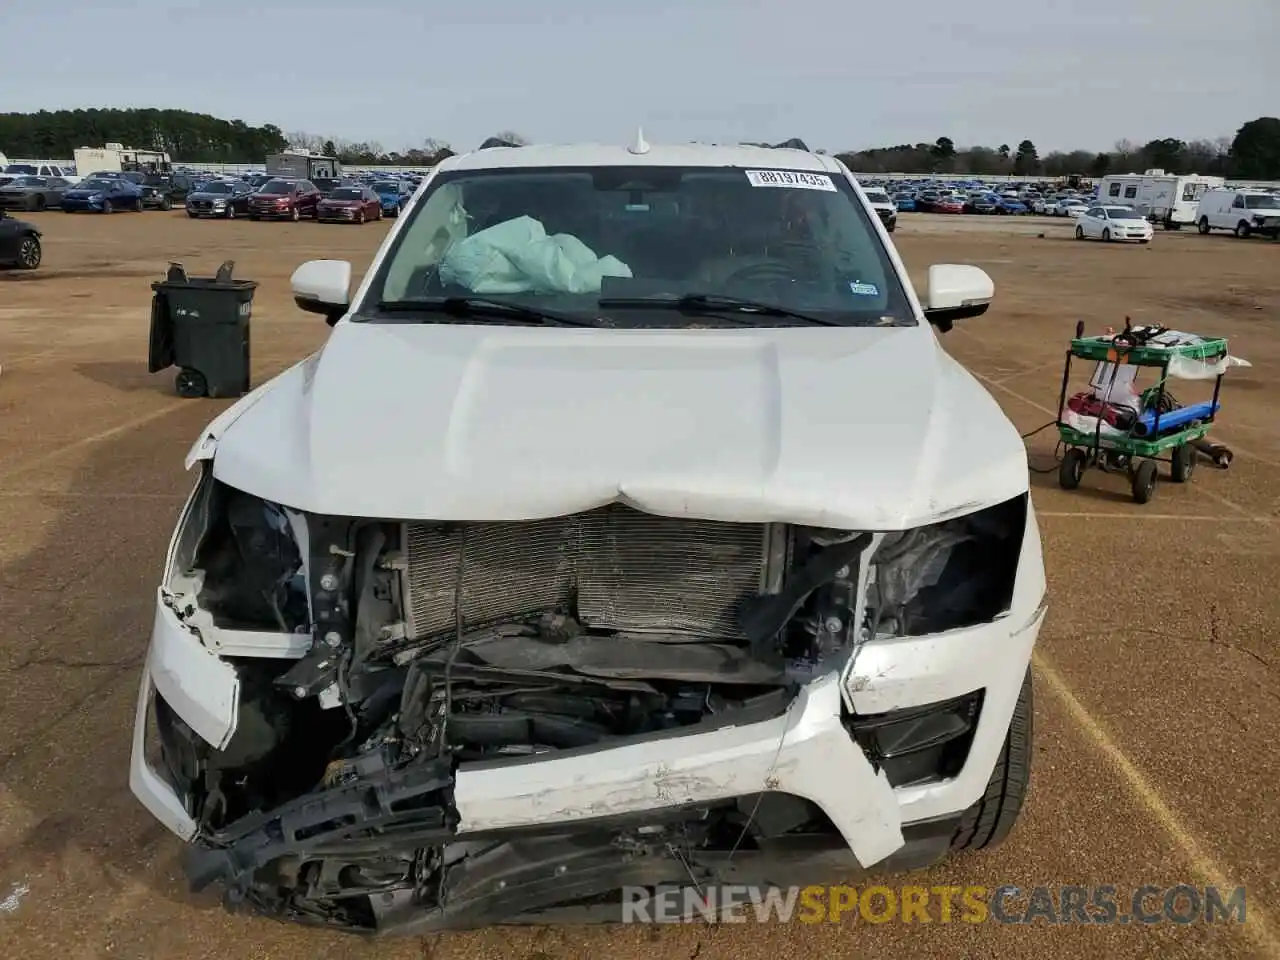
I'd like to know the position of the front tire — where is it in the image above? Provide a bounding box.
[1198,217,1211,234]
[291,206,301,222]
[101,199,113,214]
[16,235,41,270]
[1235,221,1251,239]
[950,668,1033,853]
[1074,225,1084,240]
[1102,228,1111,242]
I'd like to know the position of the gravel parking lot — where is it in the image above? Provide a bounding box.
[1,211,1277,960]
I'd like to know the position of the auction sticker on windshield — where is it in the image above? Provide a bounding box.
[745,170,837,192]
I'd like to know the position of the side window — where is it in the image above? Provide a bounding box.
[1123,186,1138,199]
[1231,194,1245,209]
[1108,183,1121,197]
[1088,207,1103,218]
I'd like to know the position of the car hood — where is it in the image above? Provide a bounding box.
[189,192,233,200]
[201,322,1029,530]
[320,198,362,206]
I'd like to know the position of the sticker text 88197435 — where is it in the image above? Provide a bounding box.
[744,170,837,192]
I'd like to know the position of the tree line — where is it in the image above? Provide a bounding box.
[0,108,288,163]
[3,108,1277,179]
[833,119,1280,180]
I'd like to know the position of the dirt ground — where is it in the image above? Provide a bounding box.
[0,210,1277,960]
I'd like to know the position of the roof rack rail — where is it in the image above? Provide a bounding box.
[478,137,522,150]
[770,138,810,151]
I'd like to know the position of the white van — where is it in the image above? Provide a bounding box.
[1195,188,1280,239]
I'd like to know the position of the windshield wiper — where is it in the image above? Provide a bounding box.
[597,293,845,326]
[375,297,600,328]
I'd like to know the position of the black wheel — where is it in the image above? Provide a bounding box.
[34,195,46,211]
[1131,459,1158,503]
[225,206,236,220]
[1074,225,1084,240]
[357,210,366,224]
[1058,447,1086,489]
[951,668,1032,853]
[886,221,896,233]
[16,235,41,270]
[135,197,145,212]
[101,199,113,214]
[175,367,208,398]
[1171,444,1196,482]
[187,211,198,218]
[1235,221,1251,239]
[291,206,301,222]
[1198,217,1211,235]
[160,196,172,211]
[1102,228,1111,242]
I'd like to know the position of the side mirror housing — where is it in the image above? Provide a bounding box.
[923,264,993,333]
[291,259,352,326]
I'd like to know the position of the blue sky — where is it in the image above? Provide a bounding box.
[1,0,1276,154]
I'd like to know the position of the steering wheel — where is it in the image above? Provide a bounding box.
[698,256,800,288]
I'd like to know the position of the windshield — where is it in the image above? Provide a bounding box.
[1245,195,1280,210]
[7,177,44,187]
[365,165,912,327]
[330,187,364,200]
[373,181,399,192]
[1105,207,1140,219]
[200,182,232,194]
[80,179,114,191]
[259,180,296,194]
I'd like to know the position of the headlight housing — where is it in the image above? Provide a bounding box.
[862,494,1027,639]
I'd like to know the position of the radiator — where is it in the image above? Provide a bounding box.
[401,505,787,641]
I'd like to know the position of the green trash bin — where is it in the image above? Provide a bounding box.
[148,260,257,398]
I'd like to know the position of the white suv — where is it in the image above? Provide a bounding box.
[130,136,1046,933]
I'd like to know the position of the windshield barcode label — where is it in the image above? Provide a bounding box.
[744,170,837,192]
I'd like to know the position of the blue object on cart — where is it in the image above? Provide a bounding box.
[1131,400,1219,437]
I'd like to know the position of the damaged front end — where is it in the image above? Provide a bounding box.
[132,466,1033,933]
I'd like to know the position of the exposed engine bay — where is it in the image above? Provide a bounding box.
[150,470,1026,932]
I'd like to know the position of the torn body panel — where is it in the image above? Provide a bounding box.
[130,471,1043,934]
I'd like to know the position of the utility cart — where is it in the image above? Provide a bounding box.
[1055,321,1233,504]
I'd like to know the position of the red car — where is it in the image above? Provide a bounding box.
[933,196,965,214]
[316,185,383,224]
[248,179,321,221]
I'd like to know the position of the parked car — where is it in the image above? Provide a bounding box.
[248,179,321,220]
[893,193,917,212]
[3,161,79,183]
[128,137,1044,937]
[373,179,413,216]
[1052,198,1088,218]
[861,187,897,232]
[186,180,254,219]
[933,195,965,214]
[312,176,343,199]
[0,175,70,211]
[316,185,383,223]
[1074,205,1153,243]
[60,176,145,213]
[0,209,41,269]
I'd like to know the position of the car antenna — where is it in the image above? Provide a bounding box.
[627,127,650,155]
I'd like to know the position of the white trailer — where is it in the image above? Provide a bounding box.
[1097,169,1224,229]
[73,143,172,177]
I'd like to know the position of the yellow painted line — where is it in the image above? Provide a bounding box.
[0,400,190,482]
[1034,651,1280,959]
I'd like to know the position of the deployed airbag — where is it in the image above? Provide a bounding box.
[439,215,632,294]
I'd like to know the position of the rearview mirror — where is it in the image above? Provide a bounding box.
[290,259,352,326]
[923,264,993,333]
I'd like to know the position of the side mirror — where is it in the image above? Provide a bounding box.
[923,264,993,333]
[290,259,352,326]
